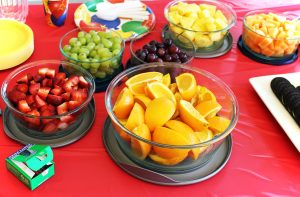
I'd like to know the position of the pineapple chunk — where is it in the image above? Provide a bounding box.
[194,33,213,47]
[215,18,228,30]
[180,16,196,29]
[168,11,182,25]
[170,24,184,35]
[182,30,196,41]
[198,9,211,18]
[199,4,216,16]
[215,10,228,23]
[209,32,222,41]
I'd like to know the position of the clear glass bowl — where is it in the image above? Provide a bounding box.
[243,10,300,58]
[1,60,95,137]
[59,27,125,84]
[129,31,195,68]
[105,63,239,173]
[164,0,236,52]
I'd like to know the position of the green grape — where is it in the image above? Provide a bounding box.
[112,49,121,56]
[74,41,82,47]
[111,43,121,51]
[82,62,91,69]
[90,58,100,69]
[69,37,78,46]
[85,33,92,40]
[101,38,112,48]
[89,30,97,36]
[87,42,96,51]
[110,59,120,69]
[71,46,80,54]
[93,35,101,44]
[95,71,106,79]
[63,45,72,52]
[97,31,106,38]
[100,61,111,68]
[79,37,87,45]
[89,68,98,74]
[94,43,104,51]
[112,36,121,45]
[102,67,114,75]
[104,32,113,39]
[89,50,97,58]
[97,48,109,56]
[70,53,78,60]
[101,51,113,59]
[78,31,85,38]
[78,53,87,61]
[79,47,90,55]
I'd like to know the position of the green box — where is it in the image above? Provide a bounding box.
[6,144,54,190]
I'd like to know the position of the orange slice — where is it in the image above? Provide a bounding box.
[149,153,187,166]
[207,116,231,135]
[128,82,147,95]
[125,72,163,87]
[145,97,175,131]
[112,119,130,142]
[131,124,151,160]
[152,126,190,159]
[113,87,134,119]
[146,81,176,104]
[195,100,222,118]
[162,73,171,87]
[125,103,145,132]
[194,129,214,155]
[134,95,151,109]
[179,100,208,131]
[198,86,216,103]
[165,120,202,160]
[176,73,197,101]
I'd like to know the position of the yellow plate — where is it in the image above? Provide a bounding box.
[0,19,34,70]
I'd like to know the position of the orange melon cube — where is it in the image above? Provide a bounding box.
[261,47,274,56]
[258,37,273,49]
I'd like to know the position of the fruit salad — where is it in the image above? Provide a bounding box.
[243,12,300,57]
[112,71,231,165]
[7,67,91,133]
[166,1,235,49]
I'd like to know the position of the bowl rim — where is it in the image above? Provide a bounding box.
[129,31,196,65]
[164,0,237,33]
[59,28,125,63]
[243,9,300,41]
[105,62,239,149]
[1,60,96,118]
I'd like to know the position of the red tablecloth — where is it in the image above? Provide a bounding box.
[1,1,300,196]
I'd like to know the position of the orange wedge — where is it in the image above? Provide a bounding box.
[128,82,147,96]
[145,97,175,131]
[195,100,222,119]
[207,116,231,135]
[179,100,208,131]
[169,83,178,94]
[146,81,176,104]
[165,120,202,160]
[113,87,134,119]
[125,103,145,132]
[152,126,190,159]
[194,129,214,155]
[125,72,163,87]
[198,86,216,103]
[162,73,171,87]
[131,124,151,160]
[112,119,130,142]
[149,153,187,166]
[176,73,197,101]
[134,95,151,109]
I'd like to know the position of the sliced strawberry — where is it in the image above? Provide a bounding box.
[38,68,48,78]
[41,78,49,87]
[41,110,55,124]
[17,75,28,84]
[53,78,62,86]
[25,109,40,126]
[46,69,55,78]
[37,87,51,100]
[35,95,47,108]
[69,75,79,85]
[42,122,57,133]
[27,73,33,81]
[30,80,36,85]
[51,87,63,95]
[56,72,66,80]
[8,90,26,103]
[48,104,56,112]
[72,85,79,91]
[71,89,88,103]
[47,79,53,87]
[47,95,63,106]
[40,105,49,112]
[33,74,43,82]
[60,115,75,123]
[26,95,35,105]
[78,76,89,88]
[16,84,28,93]
[29,83,40,95]
[18,100,31,113]
[57,102,68,115]
[63,76,79,92]
[62,92,71,101]
[57,121,69,130]
[63,81,73,92]
[67,100,81,111]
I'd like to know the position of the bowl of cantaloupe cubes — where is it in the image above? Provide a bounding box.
[243,10,300,57]
[164,0,236,51]
[105,62,239,171]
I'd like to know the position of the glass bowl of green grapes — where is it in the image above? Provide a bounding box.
[60,27,125,92]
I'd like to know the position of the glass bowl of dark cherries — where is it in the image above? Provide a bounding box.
[129,31,195,68]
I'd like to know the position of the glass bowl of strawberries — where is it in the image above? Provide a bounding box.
[1,60,95,136]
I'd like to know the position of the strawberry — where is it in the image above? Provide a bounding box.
[53,78,63,86]
[33,74,43,82]
[67,100,81,111]
[57,121,69,130]
[48,104,56,112]
[69,75,79,85]
[47,95,63,106]
[79,76,89,88]
[71,89,88,103]
[46,69,55,78]
[43,122,57,133]
[51,87,63,95]
[56,72,66,80]
[62,92,71,101]
[16,84,28,93]
[18,100,31,113]
[29,83,40,95]
[30,80,37,85]
[26,95,35,105]
[27,73,33,81]
[40,105,50,112]
[47,79,53,87]
[8,90,26,103]
[37,87,51,100]
[41,110,55,124]
[38,68,48,78]
[25,109,40,126]
[57,102,68,115]
[35,95,47,108]
[41,78,49,87]
[63,76,79,92]
[60,115,75,123]
[17,75,28,84]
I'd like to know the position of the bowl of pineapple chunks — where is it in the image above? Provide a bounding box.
[164,0,236,52]
[243,10,300,58]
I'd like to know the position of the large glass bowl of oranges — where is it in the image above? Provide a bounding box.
[105,63,239,173]
[243,10,300,58]
[164,0,236,52]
